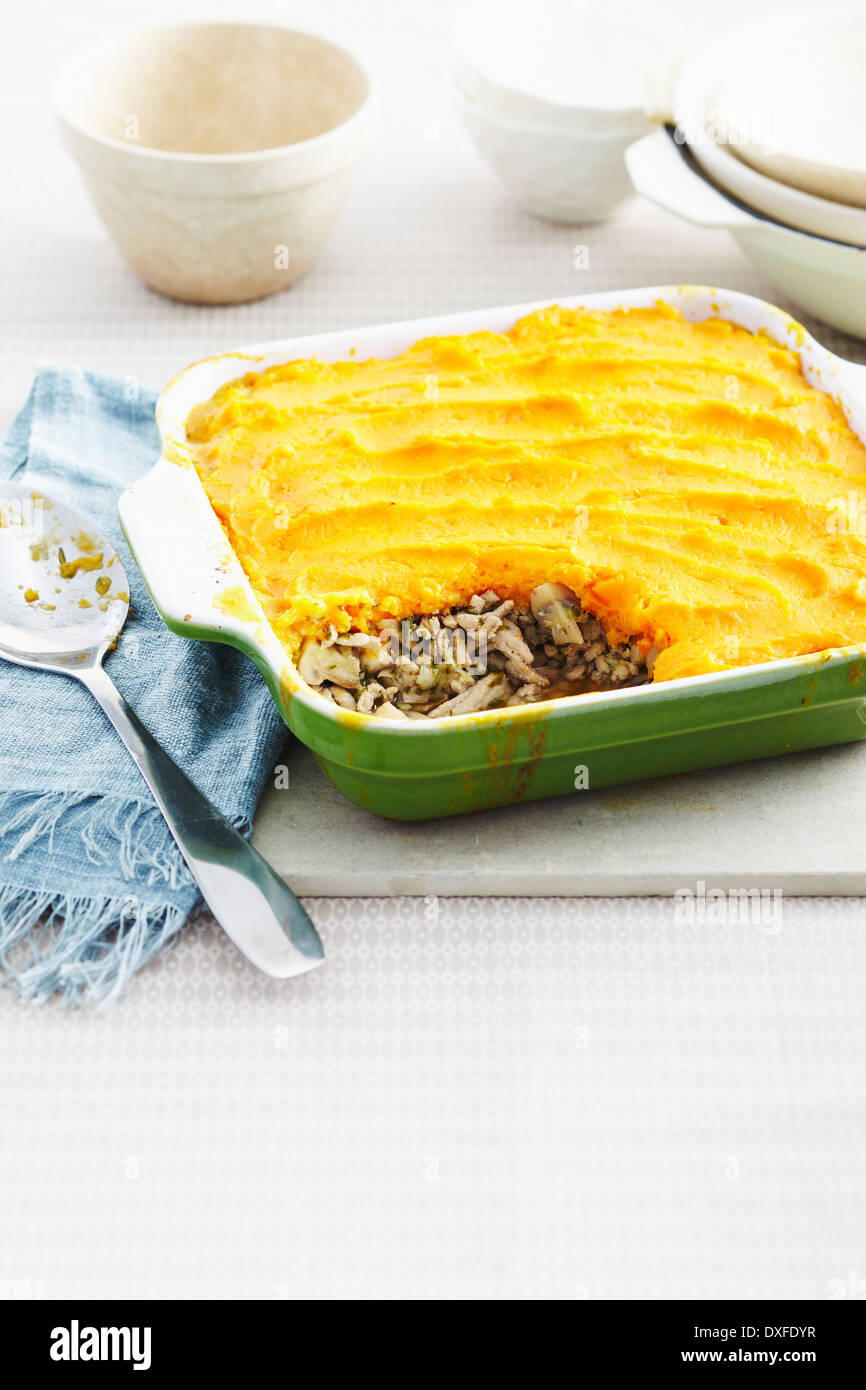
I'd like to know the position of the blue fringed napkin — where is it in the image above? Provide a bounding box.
[0,368,288,1007]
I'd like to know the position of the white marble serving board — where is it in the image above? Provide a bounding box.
[251,737,866,896]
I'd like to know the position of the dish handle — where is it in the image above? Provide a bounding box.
[118,454,272,648]
[625,128,756,231]
[839,358,866,397]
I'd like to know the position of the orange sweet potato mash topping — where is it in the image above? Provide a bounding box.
[185,304,866,682]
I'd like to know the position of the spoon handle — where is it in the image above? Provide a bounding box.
[80,661,325,979]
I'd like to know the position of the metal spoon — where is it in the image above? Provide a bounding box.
[0,482,324,979]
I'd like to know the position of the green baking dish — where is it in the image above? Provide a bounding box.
[118,285,866,820]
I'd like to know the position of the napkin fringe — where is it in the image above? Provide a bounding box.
[0,790,192,1007]
[0,882,187,1008]
[1,789,189,882]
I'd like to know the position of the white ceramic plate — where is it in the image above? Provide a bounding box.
[673,14,866,246]
[711,6,866,208]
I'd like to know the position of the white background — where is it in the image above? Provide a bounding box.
[2,0,865,1301]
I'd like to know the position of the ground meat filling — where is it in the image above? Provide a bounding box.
[297,584,658,720]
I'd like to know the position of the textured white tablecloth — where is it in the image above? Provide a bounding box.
[1,0,864,1302]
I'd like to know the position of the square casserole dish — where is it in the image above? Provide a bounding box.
[118,285,866,820]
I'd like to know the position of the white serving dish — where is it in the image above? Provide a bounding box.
[456,88,634,223]
[626,130,866,340]
[673,15,866,247]
[119,281,866,736]
[56,22,372,305]
[452,0,683,135]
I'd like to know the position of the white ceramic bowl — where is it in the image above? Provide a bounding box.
[452,0,684,136]
[457,89,635,224]
[674,16,866,248]
[56,22,372,304]
[626,130,866,341]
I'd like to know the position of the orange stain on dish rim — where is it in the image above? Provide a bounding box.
[213,585,261,624]
[481,704,550,803]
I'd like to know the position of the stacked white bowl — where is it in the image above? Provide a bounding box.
[452,0,685,223]
[626,6,866,339]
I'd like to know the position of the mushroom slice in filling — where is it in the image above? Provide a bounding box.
[297,585,652,719]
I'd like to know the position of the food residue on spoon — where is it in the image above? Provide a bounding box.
[57,545,104,580]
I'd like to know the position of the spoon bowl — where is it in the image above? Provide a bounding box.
[0,482,128,664]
